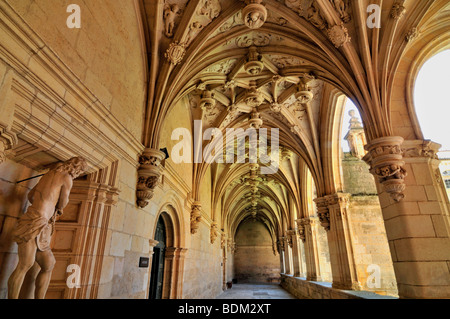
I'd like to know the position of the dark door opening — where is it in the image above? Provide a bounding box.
[149,215,166,299]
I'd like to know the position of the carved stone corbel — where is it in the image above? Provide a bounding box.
[190,202,202,234]
[210,222,219,244]
[136,148,166,208]
[220,232,227,249]
[363,136,407,202]
[295,73,315,104]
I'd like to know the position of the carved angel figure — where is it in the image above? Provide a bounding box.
[163,3,181,38]
[186,21,204,46]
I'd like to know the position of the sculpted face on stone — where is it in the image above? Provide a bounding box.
[8,157,88,299]
[242,1,267,30]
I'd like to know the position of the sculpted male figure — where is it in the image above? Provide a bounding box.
[8,157,88,299]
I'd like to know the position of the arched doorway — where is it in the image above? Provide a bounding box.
[149,215,166,299]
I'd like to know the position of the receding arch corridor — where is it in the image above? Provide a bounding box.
[0,0,449,301]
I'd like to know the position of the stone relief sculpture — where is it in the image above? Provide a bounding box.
[327,24,351,48]
[285,0,303,15]
[163,3,182,38]
[197,0,221,20]
[186,21,204,46]
[331,0,351,23]
[307,1,326,30]
[242,0,268,30]
[8,157,88,299]
[190,202,202,234]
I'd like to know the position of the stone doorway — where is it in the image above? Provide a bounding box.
[149,215,166,299]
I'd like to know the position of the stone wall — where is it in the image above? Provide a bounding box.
[234,220,280,283]
[342,154,398,296]
[342,154,378,195]
[7,0,147,140]
[182,221,223,299]
[281,274,396,299]
[316,224,333,282]
[99,159,155,299]
[348,196,398,296]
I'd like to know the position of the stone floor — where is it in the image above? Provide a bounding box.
[216,284,297,299]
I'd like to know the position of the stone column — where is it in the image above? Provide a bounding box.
[282,236,293,275]
[164,247,188,299]
[278,237,286,274]
[136,148,166,208]
[297,217,322,281]
[0,138,6,164]
[367,139,450,298]
[287,229,305,277]
[146,239,159,299]
[320,193,361,290]
[173,248,188,299]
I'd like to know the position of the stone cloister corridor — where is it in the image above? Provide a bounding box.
[0,0,450,301]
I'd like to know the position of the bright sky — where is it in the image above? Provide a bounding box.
[342,50,450,152]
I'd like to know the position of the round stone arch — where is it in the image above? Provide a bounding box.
[403,30,450,140]
[147,194,187,299]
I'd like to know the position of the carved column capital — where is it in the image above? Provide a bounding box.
[190,202,202,235]
[136,148,166,208]
[324,193,351,210]
[401,140,441,161]
[0,127,17,165]
[286,230,296,248]
[314,197,331,231]
[295,219,306,242]
[363,136,407,202]
[286,236,293,248]
[278,236,285,251]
